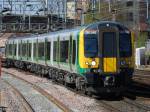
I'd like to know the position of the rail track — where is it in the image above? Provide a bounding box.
[2,71,71,112]
[2,68,150,112]
[133,69,150,86]
[134,69,150,78]
[75,88,150,112]
[1,79,34,112]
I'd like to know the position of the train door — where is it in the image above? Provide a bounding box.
[99,26,119,74]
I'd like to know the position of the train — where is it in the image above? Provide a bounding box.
[5,21,135,95]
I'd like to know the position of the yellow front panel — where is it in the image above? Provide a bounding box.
[79,29,99,68]
[104,58,117,73]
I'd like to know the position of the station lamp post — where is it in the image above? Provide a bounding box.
[146,0,149,19]
[146,0,150,39]
[76,8,84,26]
[26,4,32,31]
[111,8,117,21]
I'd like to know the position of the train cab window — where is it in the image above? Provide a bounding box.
[53,41,57,61]
[46,42,51,60]
[72,40,76,64]
[84,24,98,57]
[119,33,132,57]
[33,43,36,58]
[60,40,69,63]
[84,36,98,57]
[38,42,45,60]
[103,32,117,57]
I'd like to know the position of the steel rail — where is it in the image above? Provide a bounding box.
[3,69,150,112]
[2,79,35,112]
[2,71,72,112]
[124,98,150,111]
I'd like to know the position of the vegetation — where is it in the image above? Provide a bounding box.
[84,1,125,24]
[136,32,148,48]
[84,2,111,24]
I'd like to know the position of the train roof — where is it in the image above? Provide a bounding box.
[8,25,86,40]
[7,21,129,41]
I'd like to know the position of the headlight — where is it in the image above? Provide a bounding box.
[120,61,126,65]
[91,61,96,66]
[85,62,89,65]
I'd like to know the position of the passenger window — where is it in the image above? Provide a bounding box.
[33,43,36,58]
[19,43,22,56]
[9,44,13,56]
[5,44,8,56]
[60,40,69,63]
[46,42,51,60]
[38,42,45,60]
[72,40,76,64]
[7,44,9,55]
[22,43,27,57]
[7,44,9,56]
[28,43,32,58]
[14,44,17,56]
[53,41,57,61]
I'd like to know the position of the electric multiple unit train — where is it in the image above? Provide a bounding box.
[5,21,135,95]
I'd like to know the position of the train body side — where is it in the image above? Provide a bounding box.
[5,29,82,74]
[5,21,135,94]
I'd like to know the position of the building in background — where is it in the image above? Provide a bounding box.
[67,0,76,19]
[66,0,89,20]
[119,0,149,32]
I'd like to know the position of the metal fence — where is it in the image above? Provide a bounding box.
[0,23,48,33]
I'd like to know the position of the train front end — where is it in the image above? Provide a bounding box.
[78,22,134,94]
